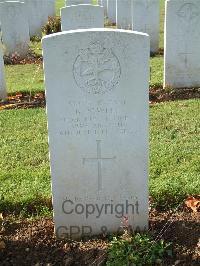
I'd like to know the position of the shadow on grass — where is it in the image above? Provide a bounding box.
[0,196,52,217]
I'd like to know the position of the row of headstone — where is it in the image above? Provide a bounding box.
[0,0,56,57]
[97,0,160,53]
[62,0,160,53]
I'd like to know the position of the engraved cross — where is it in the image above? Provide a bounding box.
[179,52,193,68]
[83,140,116,191]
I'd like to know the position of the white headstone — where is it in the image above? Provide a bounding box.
[98,0,108,16]
[66,0,91,5]
[107,0,116,24]
[164,0,200,88]
[0,1,30,57]
[0,44,6,99]
[61,4,104,31]
[132,0,160,53]
[24,0,48,37]
[42,28,149,239]
[116,0,133,30]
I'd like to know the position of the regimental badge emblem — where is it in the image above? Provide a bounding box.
[73,41,121,95]
[177,3,199,23]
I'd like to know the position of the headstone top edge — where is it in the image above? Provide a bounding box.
[0,1,25,5]
[61,4,102,11]
[42,28,150,42]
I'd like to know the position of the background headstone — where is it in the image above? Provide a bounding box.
[132,0,160,53]
[107,0,116,24]
[164,0,200,88]
[61,4,104,31]
[116,0,133,30]
[42,28,149,239]
[98,0,107,16]
[24,0,48,37]
[0,43,6,99]
[0,1,30,57]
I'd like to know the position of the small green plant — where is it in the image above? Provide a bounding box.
[42,16,61,35]
[106,232,172,266]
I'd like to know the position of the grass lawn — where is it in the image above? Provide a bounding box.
[0,109,50,216]
[150,100,200,208]
[0,100,199,216]
[56,0,65,16]
[5,56,163,94]
[5,64,44,94]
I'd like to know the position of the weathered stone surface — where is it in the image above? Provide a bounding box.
[0,1,30,56]
[116,0,133,30]
[61,4,104,31]
[132,0,159,53]
[98,0,108,15]
[42,28,149,239]
[66,0,92,5]
[107,0,116,24]
[24,0,48,37]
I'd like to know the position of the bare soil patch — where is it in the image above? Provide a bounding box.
[1,88,199,111]
[149,87,200,103]
[0,210,199,265]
